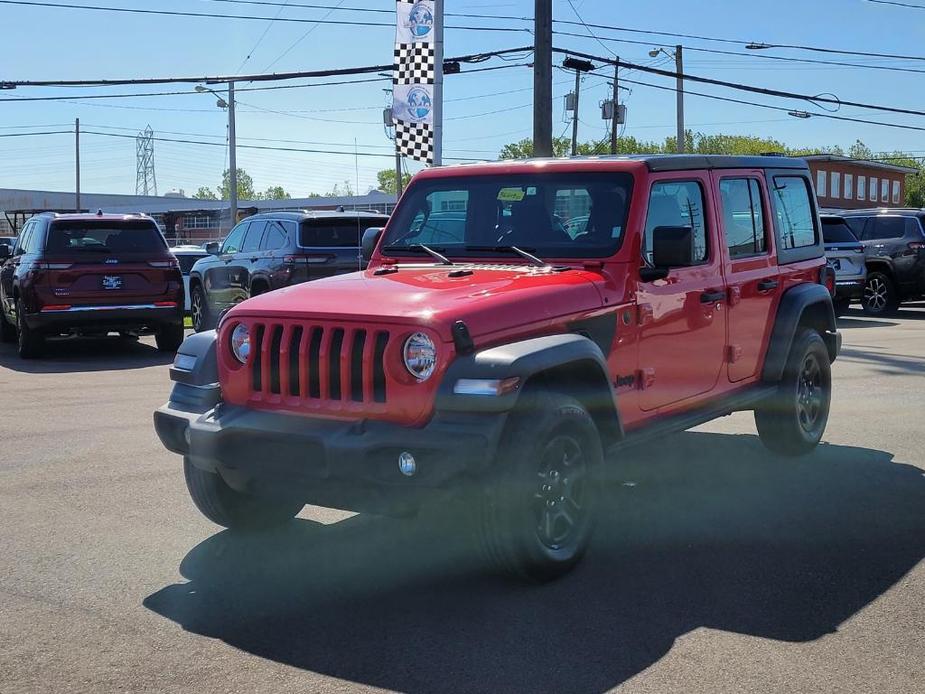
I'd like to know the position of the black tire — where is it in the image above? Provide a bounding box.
[183,457,304,529]
[190,283,213,332]
[833,299,851,317]
[862,271,898,315]
[478,390,602,583]
[155,321,185,352]
[755,329,832,457]
[0,303,15,343]
[16,299,44,359]
[249,282,268,298]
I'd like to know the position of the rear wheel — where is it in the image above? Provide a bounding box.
[833,299,851,317]
[184,458,304,529]
[155,321,184,352]
[477,391,601,582]
[755,329,832,457]
[190,284,213,332]
[16,299,44,359]
[862,272,898,315]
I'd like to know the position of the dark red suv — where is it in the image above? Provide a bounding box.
[0,212,184,358]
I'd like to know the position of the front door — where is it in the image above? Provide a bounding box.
[205,221,249,313]
[714,172,781,382]
[636,173,728,411]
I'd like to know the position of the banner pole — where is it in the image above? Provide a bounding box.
[432,0,444,167]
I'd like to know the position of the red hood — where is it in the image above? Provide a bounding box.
[226,264,606,341]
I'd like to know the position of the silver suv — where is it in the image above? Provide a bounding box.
[821,214,866,314]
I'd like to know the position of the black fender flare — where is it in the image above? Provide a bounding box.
[437,333,624,444]
[762,283,840,383]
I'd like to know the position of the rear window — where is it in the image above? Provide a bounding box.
[299,218,388,248]
[821,219,858,244]
[46,220,166,254]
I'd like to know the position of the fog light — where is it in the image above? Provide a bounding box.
[398,451,417,477]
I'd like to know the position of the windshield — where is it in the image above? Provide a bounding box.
[821,218,859,244]
[46,220,166,254]
[381,172,634,259]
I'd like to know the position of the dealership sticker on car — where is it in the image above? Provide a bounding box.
[102,275,123,290]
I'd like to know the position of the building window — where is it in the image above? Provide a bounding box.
[830,172,841,199]
[881,178,890,203]
[892,180,901,204]
[844,174,853,200]
[184,215,215,229]
[869,177,878,202]
[816,170,827,197]
[857,176,866,200]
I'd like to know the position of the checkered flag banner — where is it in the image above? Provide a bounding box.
[393,0,442,165]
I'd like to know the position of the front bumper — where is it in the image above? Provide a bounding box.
[27,304,182,332]
[154,392,507,515]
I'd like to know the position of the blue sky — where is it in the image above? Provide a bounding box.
[1,0,923,197]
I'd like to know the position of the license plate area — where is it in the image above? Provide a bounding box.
[102,275,123,290]
[829,259,841,271]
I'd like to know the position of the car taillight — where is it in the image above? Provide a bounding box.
[149,259,180,269]
[908,242,925,251]
[154,301,178,308]
[36,262,72,270]
[40,304,71,312]
[820,266,836,296]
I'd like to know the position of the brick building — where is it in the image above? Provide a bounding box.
[804,155,918,210]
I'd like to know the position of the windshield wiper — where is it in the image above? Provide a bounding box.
[464,245,548,268]
[382,243,454,266]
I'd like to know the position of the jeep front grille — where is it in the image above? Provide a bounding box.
[247,321,390,410]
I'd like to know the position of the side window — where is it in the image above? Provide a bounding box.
[867,217,906,240]
[15,223,33,255]
[845,217,868,239]
[719,178,767,258]
[25,222,44,252]
[241,221,266,253]
[261,220,288,251]
[772,176,817,250]
[644,180,708,264]
[221,222,248,254]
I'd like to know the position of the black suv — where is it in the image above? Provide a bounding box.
[839,208,925,315]
[188,210,389,331]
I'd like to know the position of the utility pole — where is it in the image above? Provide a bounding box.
[533,0,553,157]
[610,60,619,155]
[571,68,581,156]
[675,45,685,154]
[395,150,403,197]
[75,118,81,212]
[228,82,238,227]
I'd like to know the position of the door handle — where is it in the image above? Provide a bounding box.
[757,279,779,292]
[250,257,259,262]
[700,290,726,304]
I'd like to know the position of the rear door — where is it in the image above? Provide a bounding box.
[236,220,266,299]
[822,218,865,283]
[41,219,172,307]
[205,221,249,312]
[1,221,33,315]
[714,172,780,382]
[258,219,291,289]
[860,216,923,288]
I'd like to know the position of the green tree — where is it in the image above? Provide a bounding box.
[376,168,412,194]
[220,168,256,200]
[261,185,291,200]
[193,186,217,200]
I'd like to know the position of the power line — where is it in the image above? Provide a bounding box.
[556,47,925,119]
[0,0,530,33]
[1,46,532,87]
[202,0,532,21]
[866,0,925,8]
[261,0,347,72]
[235,0,292,74]
[552,18,925,62]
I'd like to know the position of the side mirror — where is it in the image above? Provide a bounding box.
[205,241,220,255]
[0,243,10,260]
[651,225,694,267]
[362,227,384,263]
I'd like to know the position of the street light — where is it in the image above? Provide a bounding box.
[196,83,237,229]
[649,45,685,153]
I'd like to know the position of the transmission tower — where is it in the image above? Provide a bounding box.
[135,125,158,196]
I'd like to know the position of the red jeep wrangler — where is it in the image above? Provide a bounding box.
[154,155,840,582]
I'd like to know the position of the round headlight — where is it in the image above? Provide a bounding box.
[230,323,251,364]
[403,332,436,381]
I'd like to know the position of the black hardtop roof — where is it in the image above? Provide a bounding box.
[242,210,390,223]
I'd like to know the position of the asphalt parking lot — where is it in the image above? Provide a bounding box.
[0,309,923,694]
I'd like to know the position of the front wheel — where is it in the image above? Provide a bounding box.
[862,272,898,315]
[184,458,304,529]
[755,329,832,457]
[155,321,184,352]
[190,284,213,332]
[478,391,602,583]
[0,303,15,343]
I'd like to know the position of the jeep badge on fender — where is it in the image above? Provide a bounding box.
[154,155,840,583]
